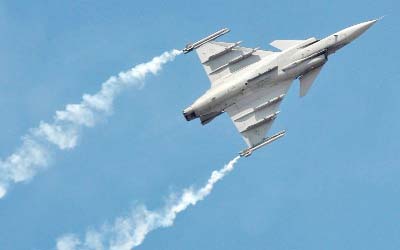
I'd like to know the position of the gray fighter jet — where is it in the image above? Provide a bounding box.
[182,19,378,157]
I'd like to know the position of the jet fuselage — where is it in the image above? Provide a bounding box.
[183,20,377,123]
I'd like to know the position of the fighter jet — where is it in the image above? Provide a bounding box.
[182,19,378,157]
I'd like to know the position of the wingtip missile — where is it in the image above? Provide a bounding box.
[182,28,230,54]
[239,130,286,157]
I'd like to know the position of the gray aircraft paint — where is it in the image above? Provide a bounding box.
[182,19,378,157]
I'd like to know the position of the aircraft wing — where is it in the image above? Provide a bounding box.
[195,41,277,87]
[225,79,293,152]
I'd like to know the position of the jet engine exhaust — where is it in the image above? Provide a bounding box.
[183,106,197,121]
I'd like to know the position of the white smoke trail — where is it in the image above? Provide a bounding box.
[0,49,182,199]
[56,156,241,250]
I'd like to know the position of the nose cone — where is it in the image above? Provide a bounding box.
[353,19,377,36]
[342,19,378,43]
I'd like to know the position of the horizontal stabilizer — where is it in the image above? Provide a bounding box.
[299,65,324,97]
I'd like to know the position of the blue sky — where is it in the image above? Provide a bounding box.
[0,0,399,249]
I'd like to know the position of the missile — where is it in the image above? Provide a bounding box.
[183,28,230,54]
[239,130,286,157]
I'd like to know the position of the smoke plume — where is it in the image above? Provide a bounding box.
[56,156,241,250]
[0,49,182,199]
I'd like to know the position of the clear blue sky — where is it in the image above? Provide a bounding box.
[0,0,399,249]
